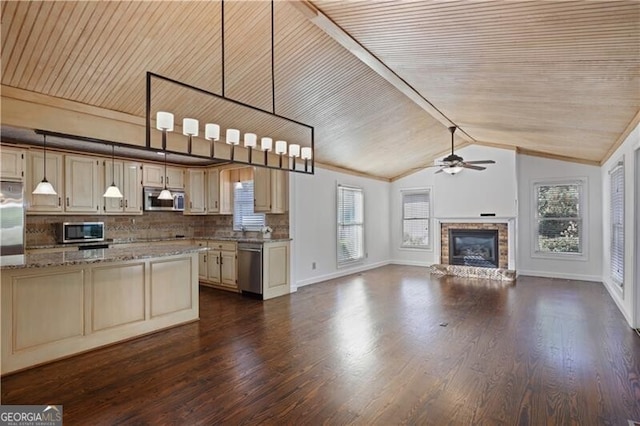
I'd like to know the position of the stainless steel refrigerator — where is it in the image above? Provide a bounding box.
[0,181,25,262]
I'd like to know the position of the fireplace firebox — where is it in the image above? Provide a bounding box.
[448,229,499,268]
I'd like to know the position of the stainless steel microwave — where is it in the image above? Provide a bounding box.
[58,222,105,244]
[143,187,185,212]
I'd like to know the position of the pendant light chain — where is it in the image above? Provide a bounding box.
[271,0,275,114]
[221,0,225,98]
[43,135,47,179]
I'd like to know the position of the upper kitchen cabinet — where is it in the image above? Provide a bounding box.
[143,164,185,190]
[253,168,288,214]
[0,146,25,181]
[26,150,64,213]
[185,169,206,215]
[65,155,100,213]
[206,168,220,214]
[104,160,142,214]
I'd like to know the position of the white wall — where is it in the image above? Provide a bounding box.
[390,168,437,266]
[600,123,639,327]
[434,145,518,218]
[517,154,603,281]
[390,145,517,266]
[290,166,391,288]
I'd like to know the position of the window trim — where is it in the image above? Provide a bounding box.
[609,159,624,287]
[400,188,431,250]
[531,178,588,261]
[336,183,365,268]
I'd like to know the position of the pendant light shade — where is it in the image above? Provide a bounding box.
[103,143,123,198]
[205,123,220,141]
[158,188,173,200]
[103,184,124,198]
[301,147,312,160]
[33,179,57,195]
[261,137,273,152]
[226,129,240,145]
[32,135,58,195]
[156,112,174,131]
[275,140,287,155]
[244,133,257,148]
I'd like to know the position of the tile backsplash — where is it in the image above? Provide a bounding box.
[26,212,289,247]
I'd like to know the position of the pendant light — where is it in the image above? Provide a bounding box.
[103,143,123,198]
[32,135,57,195]
[158,152,173,200]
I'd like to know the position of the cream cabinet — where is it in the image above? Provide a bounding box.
[185,169,206,214]
[104,160,142,214]
[26,150,64,213]
[262,240,291,300]
[65,155,100,213]
[206,168,220,214]
[143,164,184,189]
[0,146,25,181]
[1,253,199,374]
[253,167,288,214]
[198,240,237,291]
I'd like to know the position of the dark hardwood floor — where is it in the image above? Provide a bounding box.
[2,265,639,425]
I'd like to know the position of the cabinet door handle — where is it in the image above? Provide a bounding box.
[120,199,123,208]
[219,255,223,265]
[66,197,69,207]
[216,256,219,265]
[125,200,128,208]
[204,255,207,263]
[215,201,218,208]
[190,201,193,209]
[58,197,61,206]
[161,176,163,184]
[167,176,170,185]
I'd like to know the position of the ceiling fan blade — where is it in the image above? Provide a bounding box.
[461,163,486,171]
[434,168,444,174]
[464,160,496,165]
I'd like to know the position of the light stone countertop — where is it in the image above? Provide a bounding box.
[26,236,292,250]
[1,244,208,270]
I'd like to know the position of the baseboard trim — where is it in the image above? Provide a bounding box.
[516,270,601,282]
[296,261,391,288]
[601,277,633,327]
[390,260,433,267]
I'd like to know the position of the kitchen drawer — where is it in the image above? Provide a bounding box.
[209,241,236,251]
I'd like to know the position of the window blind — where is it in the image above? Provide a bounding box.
[337,185,364,266]
[534,182,583,254]
[233,181,265,231]
[402,190,430,248]
[610,163,624,286]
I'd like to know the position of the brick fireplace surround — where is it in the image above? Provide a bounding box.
[440,222,509,269]
[430,219,516,281]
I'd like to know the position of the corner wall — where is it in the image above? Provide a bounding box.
[516,154,603,281]
[290,167,391,288]
[600,123,639,327]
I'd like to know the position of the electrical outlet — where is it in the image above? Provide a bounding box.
[312,262,316,270]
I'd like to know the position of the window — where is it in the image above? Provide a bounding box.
[401,190,430,249]
[610,161,624,286]
[534,180,584,255]
[337,185,364,266]
[233,180,265,231]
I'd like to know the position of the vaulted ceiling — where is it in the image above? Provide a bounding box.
[2,1,639,180]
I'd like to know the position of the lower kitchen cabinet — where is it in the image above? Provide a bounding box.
[263,240,291,300]
[197,240,238,292]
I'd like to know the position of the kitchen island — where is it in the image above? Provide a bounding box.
[1,244,206,374]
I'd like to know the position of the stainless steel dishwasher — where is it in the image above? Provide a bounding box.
[237,242,263,298]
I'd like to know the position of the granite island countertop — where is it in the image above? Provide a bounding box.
[2,243,208,270]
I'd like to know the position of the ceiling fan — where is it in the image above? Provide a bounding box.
[432,126,495,175]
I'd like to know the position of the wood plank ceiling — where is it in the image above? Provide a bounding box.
[2,1,639,179]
